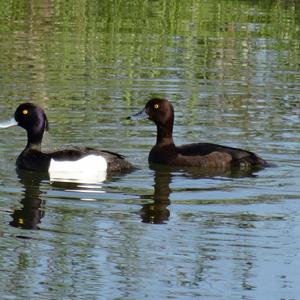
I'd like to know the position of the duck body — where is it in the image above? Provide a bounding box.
[17,146,132,173]
[1,103,133,180]
[129,98,268,169]
[149,142,267,169]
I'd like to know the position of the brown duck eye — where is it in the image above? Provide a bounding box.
[154,104,159,109]
[22,109,29,115]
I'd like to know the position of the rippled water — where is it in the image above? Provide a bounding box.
[0,1,299,299]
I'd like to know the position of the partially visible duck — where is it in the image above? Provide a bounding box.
[0,103,134,182]
[128,98,268,169]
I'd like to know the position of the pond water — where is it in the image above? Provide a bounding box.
[0,1,299,299]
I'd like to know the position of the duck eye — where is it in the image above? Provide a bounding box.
[154,104,159,109]
[22,109,29,115]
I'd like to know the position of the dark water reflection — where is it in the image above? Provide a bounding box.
[140,164,264,224]
[10,170,46,230]
[12,163,267,229]
[140,168,171,224]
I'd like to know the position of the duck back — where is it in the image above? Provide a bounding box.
[177,143,267,167]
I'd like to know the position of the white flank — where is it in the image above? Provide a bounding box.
[49,155,108,184]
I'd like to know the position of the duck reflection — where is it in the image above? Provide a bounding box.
[140,166,171,224]
[10,170,47,230]
[140,163,261,224]
[11,169,129,229]
[11,170,107,230]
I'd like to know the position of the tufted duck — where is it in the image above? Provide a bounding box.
[128,98,268,169]
[0,103,134,181]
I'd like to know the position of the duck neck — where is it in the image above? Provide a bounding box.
[25,130,43,151]
[156,122,174,145]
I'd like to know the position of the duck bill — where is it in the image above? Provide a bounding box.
[128,108,148,121]
[0,118,18,128]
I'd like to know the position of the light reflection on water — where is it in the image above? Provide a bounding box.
[1,152,300,299]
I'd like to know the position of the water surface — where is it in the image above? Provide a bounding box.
[0,1,299,299]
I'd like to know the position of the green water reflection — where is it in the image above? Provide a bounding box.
[1,0,299,103]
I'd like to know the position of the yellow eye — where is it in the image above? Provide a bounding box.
[22,109,29,115]
[154,104,159,109]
